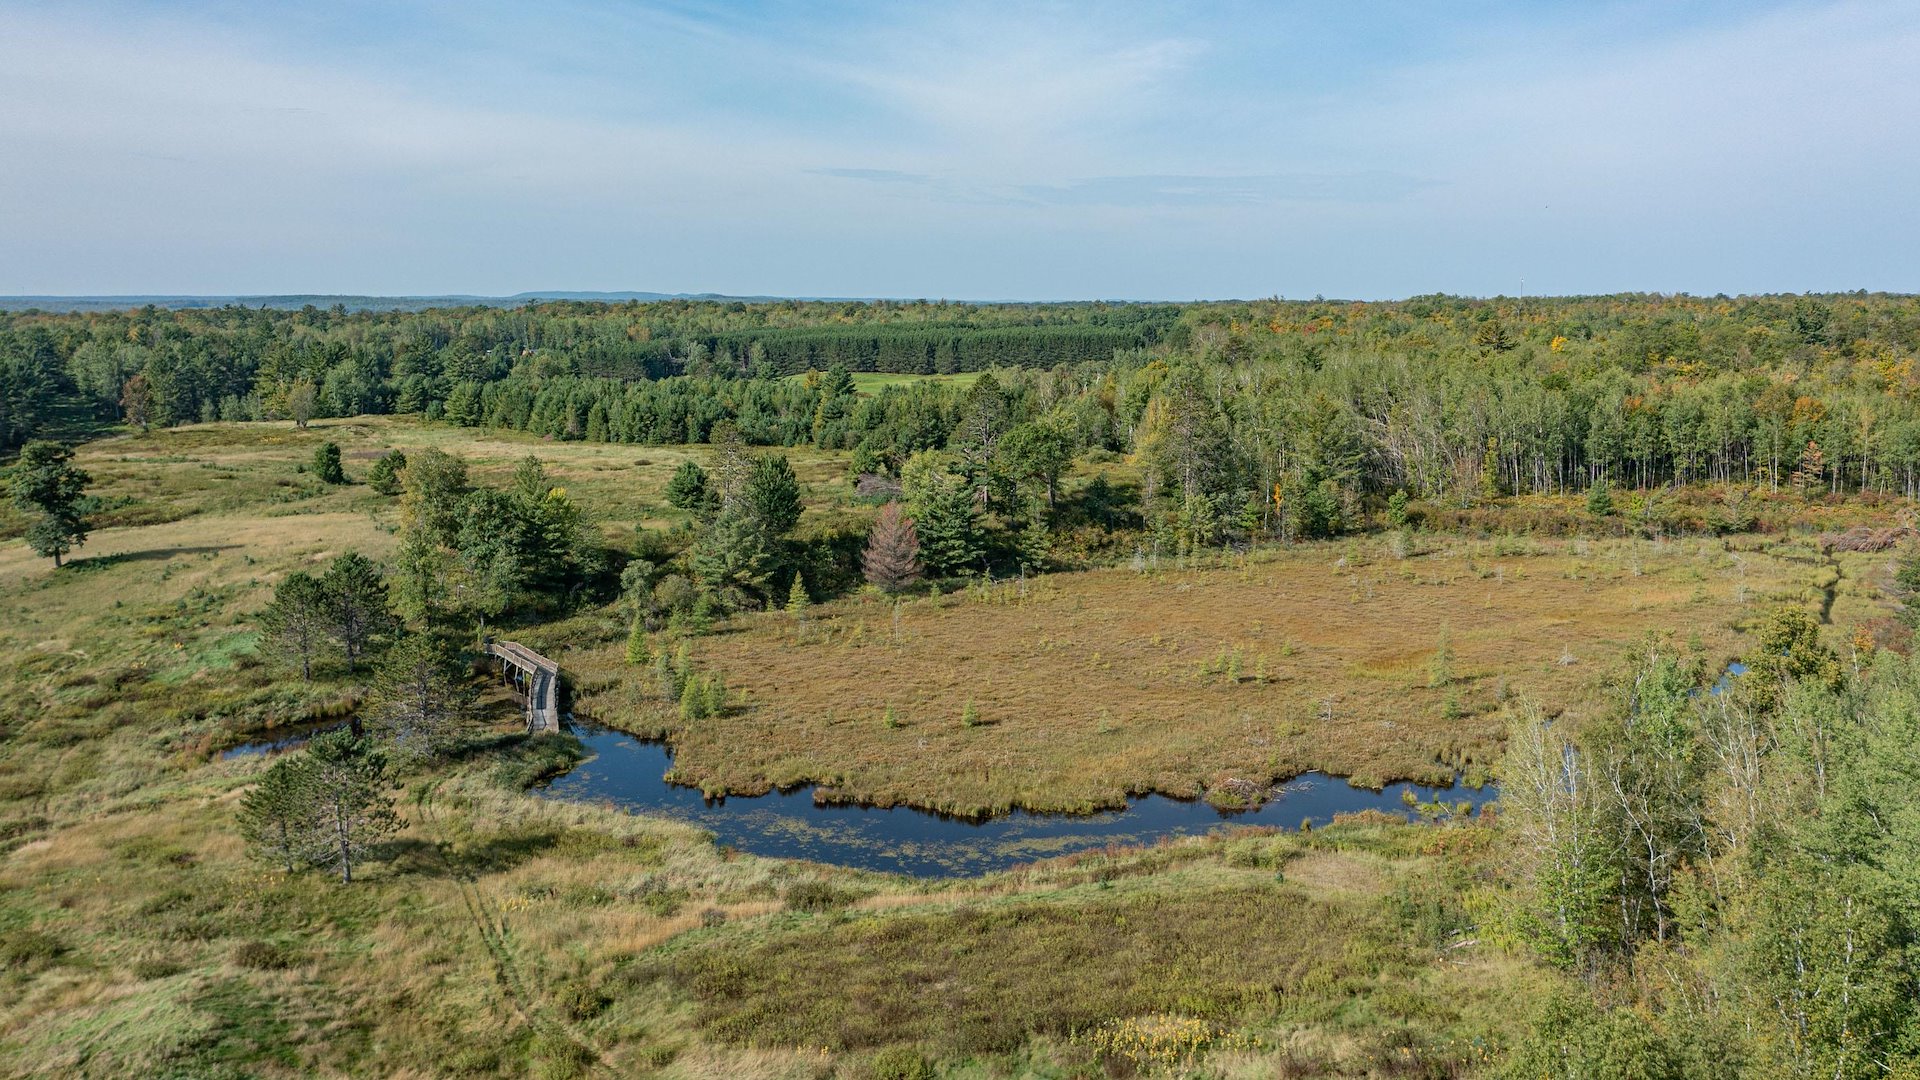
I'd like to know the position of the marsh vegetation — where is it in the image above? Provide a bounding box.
[1,295,1917,1076]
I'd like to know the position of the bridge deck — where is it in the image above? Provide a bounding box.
[484,640,563,734]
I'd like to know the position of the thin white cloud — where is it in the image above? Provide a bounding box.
[0,1,1914,297]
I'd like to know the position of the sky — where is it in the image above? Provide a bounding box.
[2,0,1918,300]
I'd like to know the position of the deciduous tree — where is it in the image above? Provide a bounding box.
[10,440,90,567]
[367,633,477,760]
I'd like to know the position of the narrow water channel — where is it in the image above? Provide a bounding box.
[536,722,1498,877]
[220,721,349,759]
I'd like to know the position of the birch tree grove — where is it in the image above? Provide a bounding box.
[1502,622,1920,1075]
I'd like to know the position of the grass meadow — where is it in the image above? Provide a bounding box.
[0,415,1895,1077]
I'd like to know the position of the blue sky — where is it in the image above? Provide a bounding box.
[2,0,1917,299]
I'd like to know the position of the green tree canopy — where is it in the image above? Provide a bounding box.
[10,440,90,567]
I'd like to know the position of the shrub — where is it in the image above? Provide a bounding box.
[130,956,184,980]
[311,442,347,484]
[530,1032,597,1080]
[0,928,65,970]
[784,880,852,912]
[489,735,587,790]
[230,940,294,970]
[868,1045,935,1080]
[559,981,611,1021]
[366,449,407,495]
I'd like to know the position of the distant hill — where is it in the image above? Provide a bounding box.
[0,291,817,313]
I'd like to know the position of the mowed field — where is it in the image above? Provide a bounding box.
[571,534,1862,817]
[784,370,984,395]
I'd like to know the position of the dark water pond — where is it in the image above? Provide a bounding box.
[220,721,348,759]
[537,722,1498,877]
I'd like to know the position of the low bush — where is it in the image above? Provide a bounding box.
[784,879,853,912]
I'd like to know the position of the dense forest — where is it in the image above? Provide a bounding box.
[7,294,1920,506]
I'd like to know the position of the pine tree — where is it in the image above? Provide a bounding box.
[901,461,981,578]
[863,502,923,592]
[1385,489,1411,529]
[785,573,810,617]
[625,619,651,665]
[689,510,776,601]
[258,570,330,681]
[665,460,713,515]
[312,441,347,484]
[1429,626,1453,688]
[743,454,803,536]
[680,676,706,722]
[366,633,477,760]
[303,731,399,885]
[673,642,693,690]
[366,449,407,496]
[1016,516,1053,573]
[10,440,90,567]
[953,373,1009,510]
[1585,477,1613,517]
[702,672,727,718]
[320,552,396,674]
[652,649,678,701]
[237,756,320,873]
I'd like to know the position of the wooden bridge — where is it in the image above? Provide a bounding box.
[485,640,563,734]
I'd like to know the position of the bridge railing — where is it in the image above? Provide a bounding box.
[483,640,564,734]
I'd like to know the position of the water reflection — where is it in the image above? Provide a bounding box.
[538,722,1498,877]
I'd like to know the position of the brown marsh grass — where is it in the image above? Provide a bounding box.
[575,534,1842,816]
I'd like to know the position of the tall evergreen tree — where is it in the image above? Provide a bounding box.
[902,452,981,576]
[625,619,651,665]
[367,633,477,760]
[665,459,716,517]
[742,453,803,536]
[953,372,1010,510]
[237,755,319,873]
[303,730,399,885]
[320,552,396,674]
[366,449,407,496]
[258,570,330,681]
